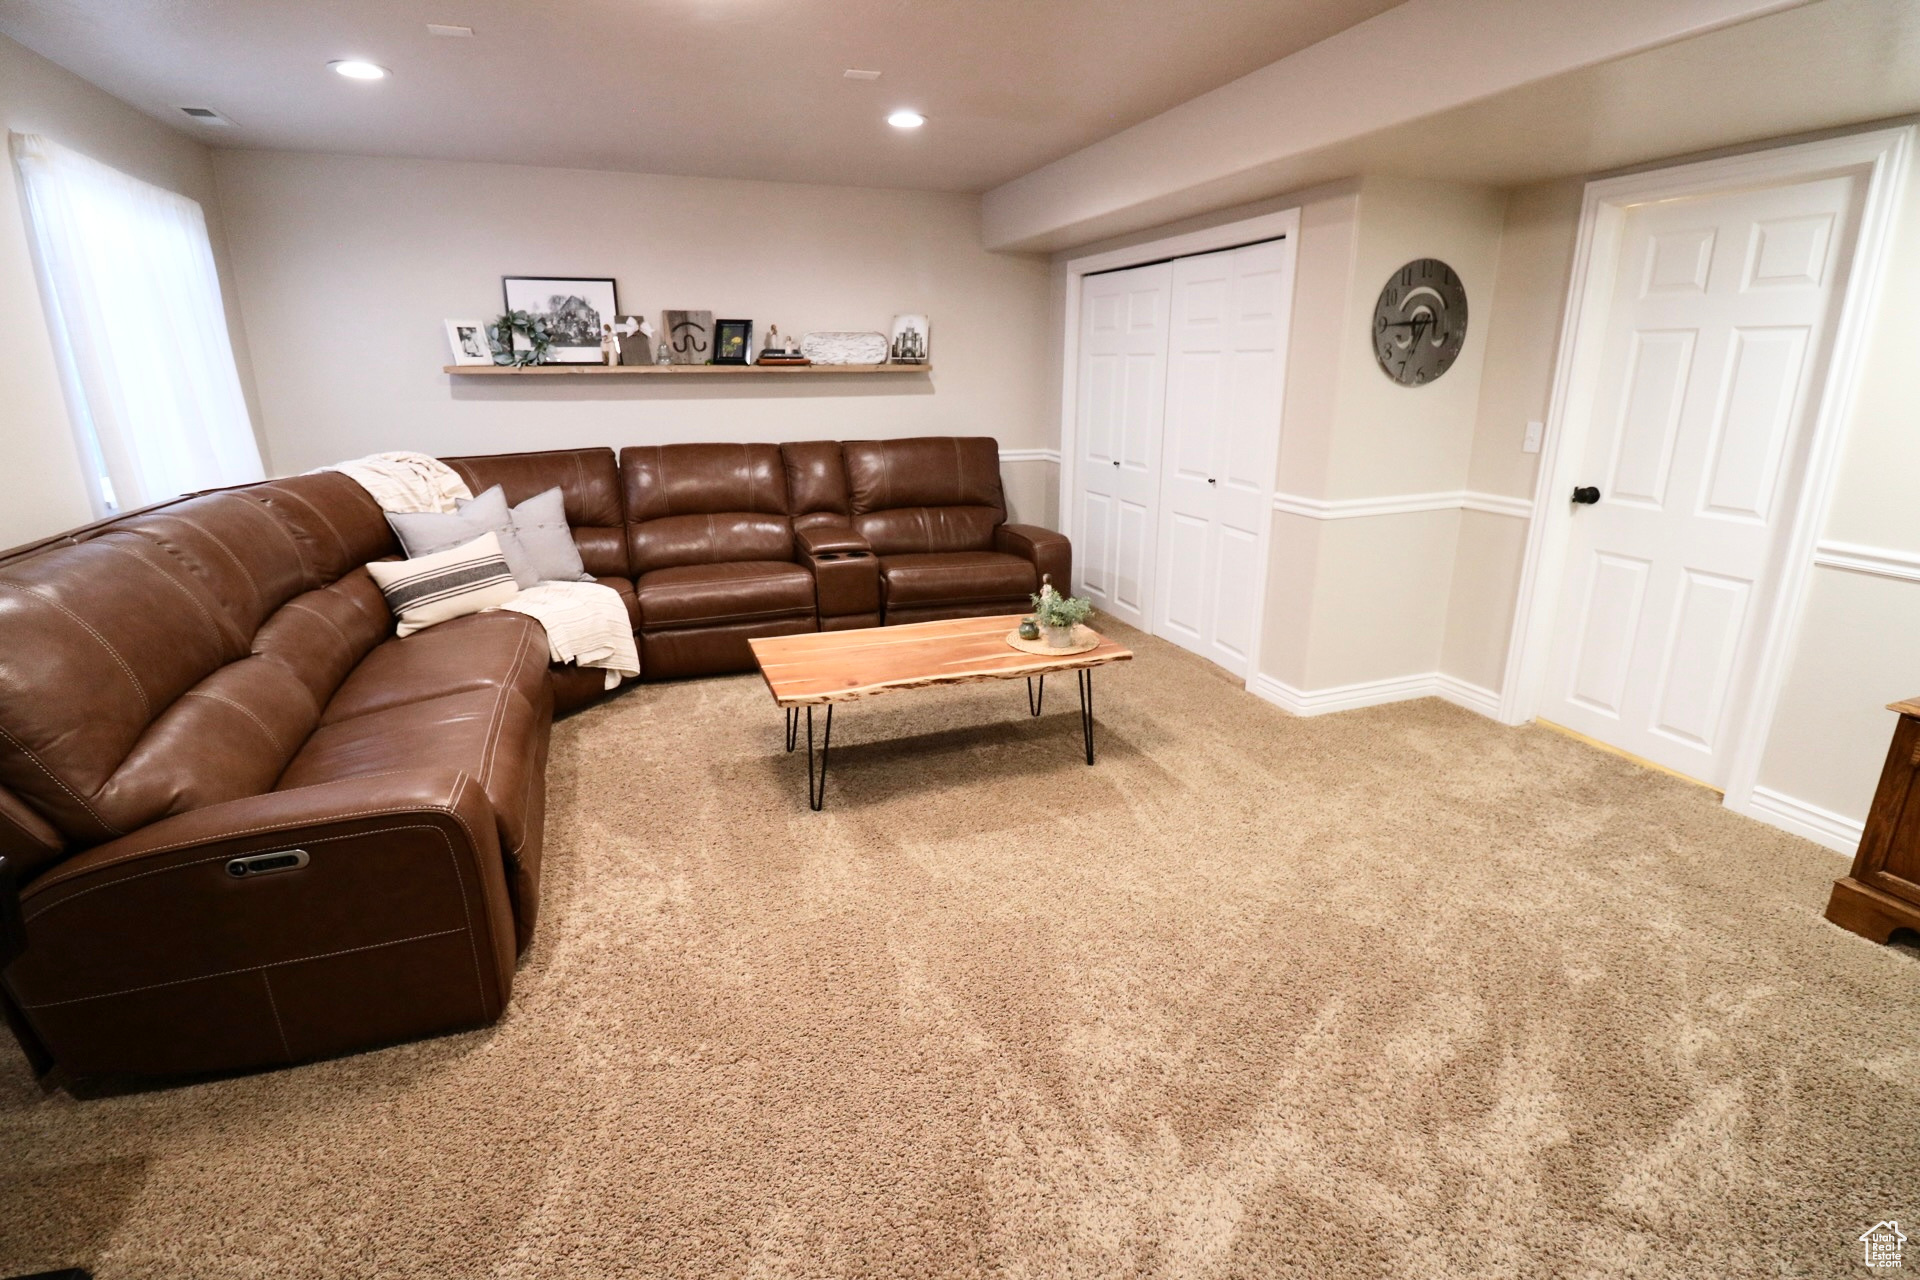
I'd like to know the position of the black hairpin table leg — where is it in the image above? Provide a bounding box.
[1027,675,1045,716]
[785,706,799,753]
[1077,668,1095,765]
[805,704,833,811]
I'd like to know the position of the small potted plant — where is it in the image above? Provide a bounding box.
[1030,580,1093,648]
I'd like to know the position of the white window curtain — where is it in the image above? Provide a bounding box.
[10,132,263,515]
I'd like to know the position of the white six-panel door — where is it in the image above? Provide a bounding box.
[1074,262,1171,629]
[1540,174,1863,785]
[1152,242,1291,676]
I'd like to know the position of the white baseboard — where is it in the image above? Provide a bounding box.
[1433,673,1503,718]
[1248,672,1868,856]
[1741,785,1865,855]
[1247,671,1502,719]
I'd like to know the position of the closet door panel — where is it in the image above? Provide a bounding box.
[1075,262,1170,628]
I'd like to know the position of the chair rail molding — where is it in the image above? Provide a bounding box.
[1271,490,1533,519]
[999,448,1063,465]
[1811,539,1920,585]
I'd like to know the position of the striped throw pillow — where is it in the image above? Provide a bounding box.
[366,531,520,637]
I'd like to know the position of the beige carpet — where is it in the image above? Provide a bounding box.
[2,621,1916,1278]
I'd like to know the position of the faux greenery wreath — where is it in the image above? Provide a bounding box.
[487,310,553,367]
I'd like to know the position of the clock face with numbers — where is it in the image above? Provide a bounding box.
[1373,258,1467,386]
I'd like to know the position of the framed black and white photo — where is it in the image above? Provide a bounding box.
[890,313,930,364]
[502,276,618,363]
[444,318,493,366]
[713,318,752,365]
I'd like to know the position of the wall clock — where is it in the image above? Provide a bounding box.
[1373,258,1467,386]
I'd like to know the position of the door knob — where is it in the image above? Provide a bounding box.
[1111,459,1120,468]
[1207,478,1217,485]
[1572,485,1601,505]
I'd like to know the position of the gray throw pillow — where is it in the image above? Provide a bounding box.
[493,486,593,584]
[388,486,539,588]
[447,485,591,584]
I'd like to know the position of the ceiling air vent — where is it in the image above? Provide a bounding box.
[178,106,236,126]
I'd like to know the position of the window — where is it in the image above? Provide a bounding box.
[11,132,263,515]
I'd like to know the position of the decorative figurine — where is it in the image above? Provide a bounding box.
[600,323,620,366]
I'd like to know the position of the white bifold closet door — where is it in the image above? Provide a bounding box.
[1151,241,1290,676]
[1074,261,1171,629]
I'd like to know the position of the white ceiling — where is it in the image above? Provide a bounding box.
[0,0,1403,193]
[981,0,1920,250]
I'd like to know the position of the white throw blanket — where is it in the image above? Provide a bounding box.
[498,584,638,689]
[322,452,640,689]
[321,450,472,513]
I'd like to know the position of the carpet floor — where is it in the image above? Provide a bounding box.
[1,622,1916,1278]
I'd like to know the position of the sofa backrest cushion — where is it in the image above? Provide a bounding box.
[781,440,851,533]
[620,444,794,574]
[446,448,627,579]
[843,437,1005,556]
[0,473,395,849]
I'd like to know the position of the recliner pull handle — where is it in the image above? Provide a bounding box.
[226,849,310,879]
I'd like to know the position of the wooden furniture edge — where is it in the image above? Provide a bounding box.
[752,647,1132,706]
[1825,876,1920,944]
[444,363,933,376]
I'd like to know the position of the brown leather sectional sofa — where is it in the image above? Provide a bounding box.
[0,436,1067,1080]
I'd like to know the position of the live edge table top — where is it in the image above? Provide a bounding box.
[749,614,1133,707]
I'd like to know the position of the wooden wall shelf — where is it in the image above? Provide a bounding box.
[444,363,932,377]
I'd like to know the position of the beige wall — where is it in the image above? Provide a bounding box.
[211,150,1061,523]
[1438,178,1584,692]
[0,34,261,549]
[1756,138,1920,823]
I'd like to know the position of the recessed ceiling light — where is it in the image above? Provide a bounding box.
[887,109,925,129]
[843,69,881,81]
[328,59,389,81]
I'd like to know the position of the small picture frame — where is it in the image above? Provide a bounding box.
[890,313,929,364]
[713,318,753,365]
[445,319,494,366]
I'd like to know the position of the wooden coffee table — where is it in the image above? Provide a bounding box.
[749,614,1133,810]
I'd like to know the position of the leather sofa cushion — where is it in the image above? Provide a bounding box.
[782,440,850,532]
[596,576,639,630]
[322,610,550,725]
[636,561,814,629]
[114,490,312,638]
[242,474,399,584]
[854,506,1004,557]
[279,680,549,861]
[879,552,1037,608]
[843,437,1004,517]
[628,513,794,575]
[621,444,794,572]
[446,448,627,578]
[0,472,394,846]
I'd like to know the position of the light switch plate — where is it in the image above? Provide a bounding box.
[1523,420,1544,453]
